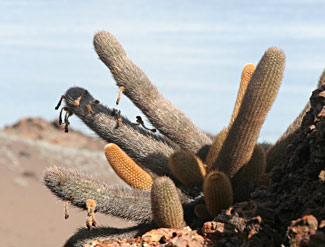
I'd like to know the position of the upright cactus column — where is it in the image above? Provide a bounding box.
[151,177,185,228]
[93,31,212,153]
[211,48,285,177]
[205,63,256,170]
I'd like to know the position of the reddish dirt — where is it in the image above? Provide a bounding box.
[2,117,106,150]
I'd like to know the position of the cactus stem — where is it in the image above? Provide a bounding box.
[64,108,73,133]
[55,95,65,110]
[117,110,122,128]
[74,90,88,107]
[136,116,156,133]
[64,200,71,219]
[116,86,125,105]
[58,107,65,125]
[87,99,100,114]
[86,199,97,230]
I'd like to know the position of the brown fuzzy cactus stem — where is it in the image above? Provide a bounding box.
[104,143,153,190]
[232,144,266,202]
[151,177,185,228]
[203,171,233,218]
[229,63,256,126]
[206,64,255,171]
[239,144,266,182]
[169,150,206,186]
[93,31,212,153]
[211,48,285,177]
[205,128,228,171]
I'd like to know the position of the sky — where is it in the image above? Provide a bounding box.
[1,0,325,143]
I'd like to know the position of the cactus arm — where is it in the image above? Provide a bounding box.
[229,63,256,126]
[104,143,153,190]
[211,48,285,178]
[151,177,186,228]
[232,144,266,202]
[205,64,255,170]
[64,87,175,177]
[93,31,212,153]
[44,166,152,224]
[169,150,206,186]
[203,171,233,218]
[205,128,228,171]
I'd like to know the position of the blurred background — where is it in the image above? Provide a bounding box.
[1,0,325,143]
[1,1,325,246]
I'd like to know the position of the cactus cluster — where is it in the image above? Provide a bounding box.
[44,30,325,245]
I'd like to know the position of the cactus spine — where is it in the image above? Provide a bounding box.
[169,150,206,186]
[203,171,233,218]
[104,143,153,190]
[211,48,285,177]
[151,177,185,228]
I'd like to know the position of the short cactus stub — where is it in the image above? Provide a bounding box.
[203,171,233,218]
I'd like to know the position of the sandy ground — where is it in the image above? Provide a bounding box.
[0,130,133,247]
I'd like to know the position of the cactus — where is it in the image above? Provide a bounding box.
[93,31,212,154]
[205,128,228,171]
[64,87,175,178]
[151,177,185,228]
[231,144,266,202]
[229,63,256,126]
[203,171,233,218]
[205,64,255,170]
[169,150,206,186]
[44,166,152,223]
[210,48,285,178]
[43,29,319,245]
[104,143,153,190]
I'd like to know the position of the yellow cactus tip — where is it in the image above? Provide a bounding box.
[105,143,116,149]
[244,63,256,69]
[104,143,153,190]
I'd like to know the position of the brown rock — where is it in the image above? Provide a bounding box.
[285,215,318,247]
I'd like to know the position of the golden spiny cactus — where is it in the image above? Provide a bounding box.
[229,63,256,125]
[104,143,153,190]
[211,48,285,178]
[206,64,256,171]
[203,171,233,218]
[169,150,206,186]
[151,177,185,228]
